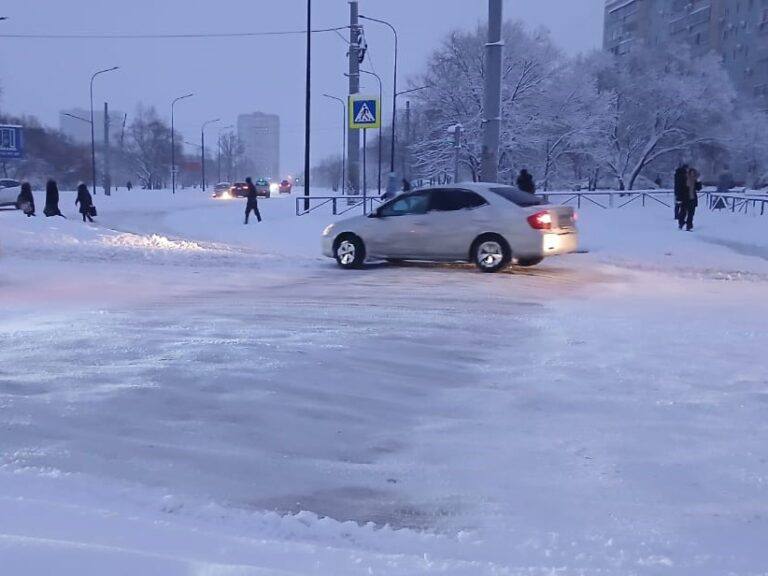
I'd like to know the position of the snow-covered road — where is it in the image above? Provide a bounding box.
[1,189,767,575]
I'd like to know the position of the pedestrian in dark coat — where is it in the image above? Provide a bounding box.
[44,179,64,217]
[75,183,94,222]
[17,182,36,217]
[516,169,536,194]
[678,167,701,231]
[244,177,261,224]
[402,179,412,192]
[673,164,689,221]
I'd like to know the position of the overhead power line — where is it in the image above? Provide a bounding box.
[0,26,349,40]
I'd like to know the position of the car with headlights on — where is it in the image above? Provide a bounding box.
[212,182,233,199]
[321,183,578,273]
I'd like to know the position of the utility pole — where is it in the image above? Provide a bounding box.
[362,129,368,211]
[303,0,312,209]
[448,124,463,184]
[103,102,111,196]
[347,0,361,197]
[403,100,411,181]
[480,0,503,183]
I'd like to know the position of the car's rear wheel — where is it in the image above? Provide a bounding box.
[471,234,511,273]
[516,257,543,268]
[334,234,366,269]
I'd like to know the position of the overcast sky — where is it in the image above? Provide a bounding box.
[0,0,604,175]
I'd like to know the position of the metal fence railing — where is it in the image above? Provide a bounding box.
[295,195,385,217]
[542,190,768,217]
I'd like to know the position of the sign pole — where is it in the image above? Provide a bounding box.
[362,128,368,213]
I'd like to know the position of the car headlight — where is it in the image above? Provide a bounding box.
[269,183,280,194]
[322,224,335,237]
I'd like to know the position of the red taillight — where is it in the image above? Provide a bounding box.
[527,211,553,230]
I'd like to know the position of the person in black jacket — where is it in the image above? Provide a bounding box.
[673,164,689,221]
[678,167,701,231]
[516,169,536,194]
[17,182,35,217]
[75,183,94,222]
[44,179,64,217]
[244,177,261,224]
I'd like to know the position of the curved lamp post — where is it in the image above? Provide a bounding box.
[90,66,119,195]
[171,93,194,194]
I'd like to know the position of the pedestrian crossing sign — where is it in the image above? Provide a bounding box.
[349,95,381,130]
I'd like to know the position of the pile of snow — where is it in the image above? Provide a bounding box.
[101,233,206,252]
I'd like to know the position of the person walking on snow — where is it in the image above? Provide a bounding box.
[17,182,35,217]
[75,183,94,223]
[673,164,689,221]
[44,179,64,217]
[244,177,262,224]
[516,169,536,194]
[678,167,701,231]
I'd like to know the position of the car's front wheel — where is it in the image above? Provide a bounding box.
[472,234,511,273]
[334,234,366,269]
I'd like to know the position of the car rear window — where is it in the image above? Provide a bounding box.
[490,187,544,207]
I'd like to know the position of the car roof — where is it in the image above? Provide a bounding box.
[411,182,509,193]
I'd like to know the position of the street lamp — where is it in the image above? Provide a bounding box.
[359,70,383,195]
[359,14,398,192]
[90,66,119,195]
[62,112,92,125]
[322,94,347,196]
[201,118,220,191]
[171,93,194,195]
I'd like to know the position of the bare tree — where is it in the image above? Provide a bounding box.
[128,104,177,189]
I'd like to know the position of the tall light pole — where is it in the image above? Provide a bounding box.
[171,93,194,194]
[360,69,383,195]
[481,0,503,183]
[359,14,398,193]
[90,66,119,195]
[303,0,312,210]
[323,94,346,196]
[201,118,220,191]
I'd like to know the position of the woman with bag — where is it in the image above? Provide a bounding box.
[75,183,95,223]
[17,182,36,217]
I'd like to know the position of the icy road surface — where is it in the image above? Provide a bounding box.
[0,189,767,575]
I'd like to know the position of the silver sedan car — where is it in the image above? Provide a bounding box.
[322,183,578,273]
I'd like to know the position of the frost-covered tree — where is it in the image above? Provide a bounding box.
[218,132,246,182]
[596,45,736,190]
[727,110,768,189]
[128,104,176,189]
[410,22,562,183]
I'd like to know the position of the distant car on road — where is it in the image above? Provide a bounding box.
[279,179,293,194]
[254,178,271,198]
[0,178,21,209]
[229,182,250,198]
[322,183,578,273]
[212,182,233,199]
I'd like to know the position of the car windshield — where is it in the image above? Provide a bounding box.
[489,186,544,207]
[0,179,19,188]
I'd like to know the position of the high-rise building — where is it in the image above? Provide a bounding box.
[237,112,280,180]
[603,0,768,107]
[59,108,126,146]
